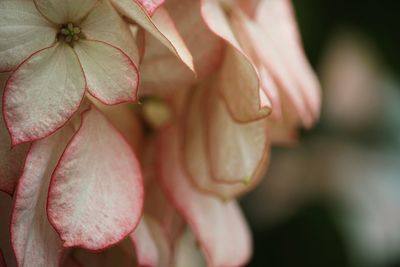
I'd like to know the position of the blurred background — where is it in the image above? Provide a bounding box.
[242,1,400,266]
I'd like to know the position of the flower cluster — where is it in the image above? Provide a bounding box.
[0,0,320,266]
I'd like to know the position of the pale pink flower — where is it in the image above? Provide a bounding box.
[0,0,321,266]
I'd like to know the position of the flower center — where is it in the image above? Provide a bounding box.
[59,23,81,44]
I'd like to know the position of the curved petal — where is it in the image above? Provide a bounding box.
[157,126,252,267]
[74,40,139,105]
[34,0,98,24]
[139,0,223,96]
[144,217,173,267]
[93,101,144,155]
[255,0,321,125]
[0,0,57,72]
[137,0,164,16]
[0,73,29,195]
[205,85,269,184]
[111,0,194,72]
[175,228,206,267]
[143,142,185,244]
[0,192,16,267]
[80,0,140,65]
[47,107,143,250]
[183,85,265,199]
[130,218,159,267]
[3,43,86,145]
[11,123,75,267]
[201,0,269,122]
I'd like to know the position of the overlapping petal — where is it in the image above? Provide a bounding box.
[111,0,194,71]
[11,123,76,267]
[157,126,252,267]
[175,229,206,267]
[0,73,29,195]
[130,218,159,267]
[74,40,139,104]
[205,85,269,184]
[255,0,321,125]
[3,43,85,145]
[34,0,98,24]
[140,0,222,95]
[201,0,270,122]
[81,0,140,65]
[47,107,143,250]
[0,0,57,72]
[183,84,268,199]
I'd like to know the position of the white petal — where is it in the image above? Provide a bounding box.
[130,218,159,267]
[0,73,29,194]
[111,0,194,71]
[3,43,86,145]
[205,86,270,184]
[0,0,57,71]
[34,0,98,24]
[47,107,144,250]
[255,0,321,126]
[11,123,75,267]
[157,126,252,267]
[201,0,269,122]
[81,0,140,65]
[183,85,264,199]
[74,40,139,105]
[139,0,223,95]
[175,228,207,267]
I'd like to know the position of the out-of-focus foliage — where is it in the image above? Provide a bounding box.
[244,1,400,267]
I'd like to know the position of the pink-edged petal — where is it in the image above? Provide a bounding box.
[0,0,57,72]
[205,85,269,184]
[47,107,144,250]
[201,0,269,122]
[183,85,265,199]
[73,40,138,105]
[81,0,140,65]
[0,73,29,195]
[219,47,271,122]
[34,0,98,24]
[157,126,252,267]
[129,218,159,267]
[258,66,283,120]
[111,0,194,71]
[0,192,16,267]
[3,43,85,145]
[140,0,222,96]
[150,7,194,71]
[93,101,145,155]
[72,239,136,267]
[255,0,321,125]
[137,0,164,16]
[144,217,172,267]
[11,123,76,267]
[175,228,206,267]
[143,142,185,243]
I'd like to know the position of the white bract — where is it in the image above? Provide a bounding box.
[0,0,140,145]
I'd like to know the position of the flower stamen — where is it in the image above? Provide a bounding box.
[59,23,81,43]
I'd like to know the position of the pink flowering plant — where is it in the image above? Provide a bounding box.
[0,0,321,266]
